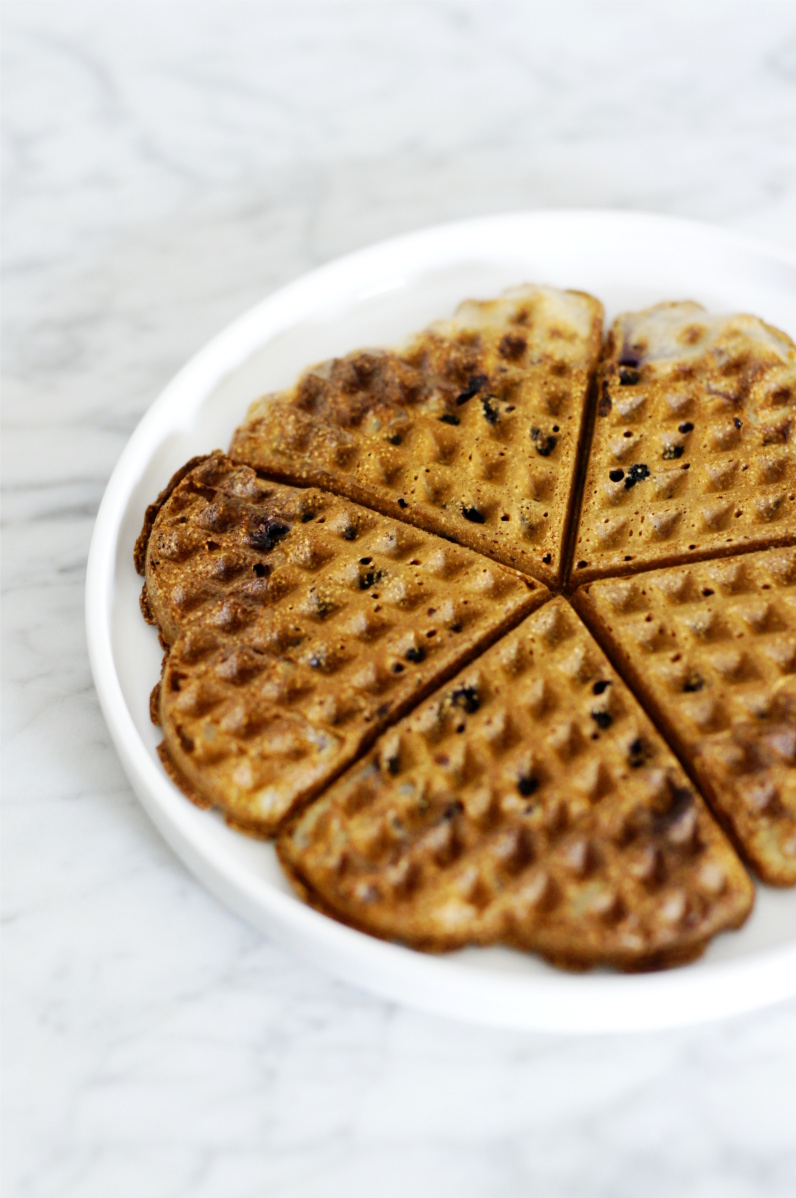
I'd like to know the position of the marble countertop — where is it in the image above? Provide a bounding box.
[3,3,796,1196]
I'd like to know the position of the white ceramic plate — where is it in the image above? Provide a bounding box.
[86,211,796,1033]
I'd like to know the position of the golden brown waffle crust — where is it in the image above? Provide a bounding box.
[138,452,546,835]
[278,599,753,969]
[134,453,213,579]
[569,302,796,587]
[134,291,796,975]
[230,285,603,589]
[276,849,738,971]
[574,547,796,885]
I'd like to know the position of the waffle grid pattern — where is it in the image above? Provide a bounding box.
[141,454,544,833]
[571,302,796,585]
[135,293,796,971]
[576,548,796,884]
[230,286,603,587]
[279,599,753,968]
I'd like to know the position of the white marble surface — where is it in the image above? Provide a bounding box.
[3,3,796,1195]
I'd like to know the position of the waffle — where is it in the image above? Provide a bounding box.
[230,285,603,588]
[136,453,546,833]
[575,548,796,884]
[569,302,796,586]
[278,598,753,969]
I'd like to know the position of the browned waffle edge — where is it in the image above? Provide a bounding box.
[134,452,220,576]
[276,798,749,972]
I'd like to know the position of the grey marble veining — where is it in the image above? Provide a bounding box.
[3,3,796,1196]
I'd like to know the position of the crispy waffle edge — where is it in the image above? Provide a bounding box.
[276,845,749,970]
[134,452,217,577]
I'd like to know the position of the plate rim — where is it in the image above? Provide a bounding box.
[86,208,796,1033]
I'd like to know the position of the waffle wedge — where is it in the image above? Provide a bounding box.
[136,453,546,834]
[576,548,796,884]
[230,285,603,588]
[570,302,796,586]
[278,598,753,969]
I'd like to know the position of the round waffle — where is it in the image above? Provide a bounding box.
[134,287,796,973]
